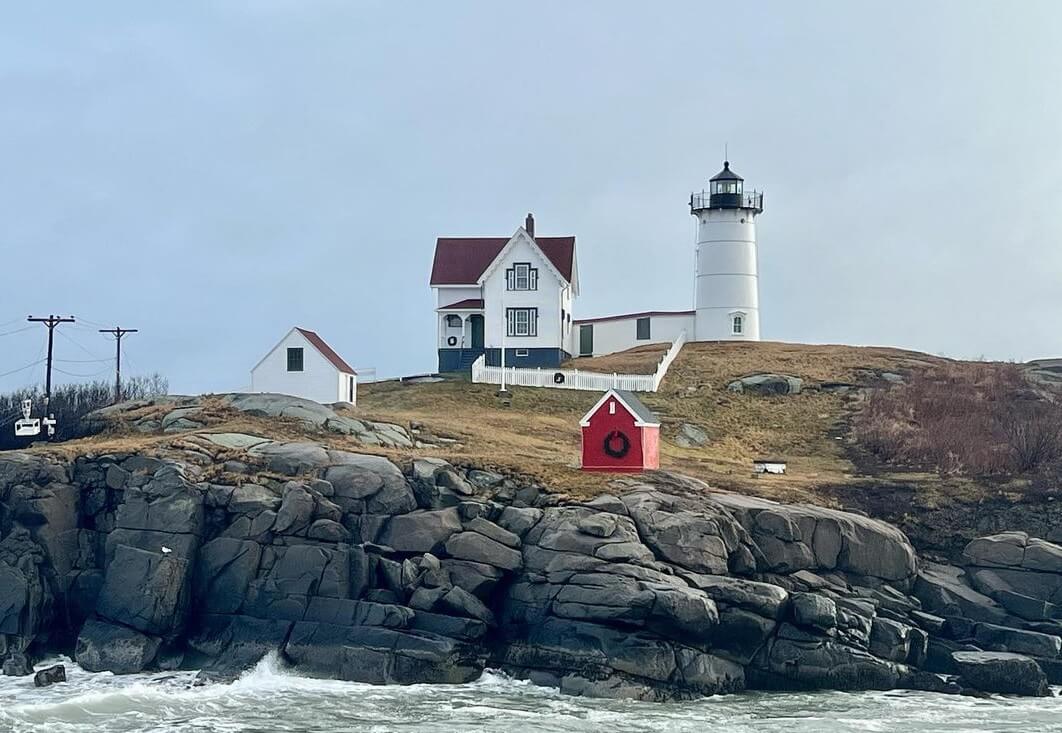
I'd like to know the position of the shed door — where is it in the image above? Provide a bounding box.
[579,324,594,357]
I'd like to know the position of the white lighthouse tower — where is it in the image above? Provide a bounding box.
[690,161,764,341]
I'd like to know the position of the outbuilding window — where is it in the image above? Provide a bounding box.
[636,317,651,340]
[506,307,538,337]
[286,347,304,372]
[445,314,462,328]
[506,263,538,291]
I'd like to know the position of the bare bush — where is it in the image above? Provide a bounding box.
[999,404,1062,473]
[853,362,1062,476]
[0,374,168,450]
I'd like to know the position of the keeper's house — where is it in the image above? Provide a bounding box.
[580,389,660,472]
[430,214,578,373]
[251,327,357,405]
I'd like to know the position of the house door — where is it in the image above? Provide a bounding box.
[579,324,594,356]
[470,315,485,350]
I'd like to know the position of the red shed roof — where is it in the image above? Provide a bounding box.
[580,389,660,427]
[430,236,576,285]
[295,328,356,374]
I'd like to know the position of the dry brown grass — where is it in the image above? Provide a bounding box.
[26,341,1024,512]
[563,343,671,374]
[349,341,955,504]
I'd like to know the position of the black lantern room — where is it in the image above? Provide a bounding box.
[709,161,744,207]
[690,160,764,214]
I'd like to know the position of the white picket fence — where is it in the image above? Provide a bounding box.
[471,331,686,393]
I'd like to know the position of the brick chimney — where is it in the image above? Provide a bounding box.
[525,212,535,238]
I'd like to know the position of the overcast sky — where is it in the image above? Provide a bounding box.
[1,1,1060,394]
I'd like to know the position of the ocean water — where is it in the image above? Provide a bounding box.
[2,655,1061,733]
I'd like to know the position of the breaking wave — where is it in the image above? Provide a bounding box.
[2,655,1061,732]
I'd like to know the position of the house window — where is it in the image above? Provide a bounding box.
[445,314,462,328]
[636,317,651,340]
[286,347,304,372]
[515,349,529,357]
[732,315,744,335]
[506,307,538,337]
[506,263,538,291]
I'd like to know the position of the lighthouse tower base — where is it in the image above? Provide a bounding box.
[694,307,760,342]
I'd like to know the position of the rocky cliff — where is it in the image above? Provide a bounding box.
[1,400,1061,699]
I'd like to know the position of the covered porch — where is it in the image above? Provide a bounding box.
[437,299,486,373]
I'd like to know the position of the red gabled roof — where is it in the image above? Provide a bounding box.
[438,299,485,310]
[430,236,575,285]
[295,328,356,374]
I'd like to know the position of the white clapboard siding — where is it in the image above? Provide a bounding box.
[472,331,686,393]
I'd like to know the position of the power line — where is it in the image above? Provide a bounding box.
[56,328,107,360]
[53,365,114,379]
[0,325,36,338]
[0,359,46,379]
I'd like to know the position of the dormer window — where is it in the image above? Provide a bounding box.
[506,263,538,291]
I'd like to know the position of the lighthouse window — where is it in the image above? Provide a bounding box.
[732,315,744,335]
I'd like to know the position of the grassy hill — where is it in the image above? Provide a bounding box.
[17,340,1062,558]
[354,341,1062,556]
[358,341,947,502]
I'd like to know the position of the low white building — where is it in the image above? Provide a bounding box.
[569,310,694,358]
[251,327,357,405]
[430,213,579,372]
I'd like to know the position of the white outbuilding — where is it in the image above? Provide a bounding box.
[250,327,357,405]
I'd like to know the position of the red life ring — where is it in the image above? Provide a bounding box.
[603,430,631,459]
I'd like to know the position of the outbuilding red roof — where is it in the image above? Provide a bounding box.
[295,328,356,374]
[438,299,485,310]
[430,236,576,285]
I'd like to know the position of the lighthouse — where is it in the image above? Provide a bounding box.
[690,161,764,341]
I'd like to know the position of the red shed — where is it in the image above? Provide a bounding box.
[580,389,660,472]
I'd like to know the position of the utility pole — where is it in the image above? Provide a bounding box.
[98,327,138,402]
[27,315,75,412]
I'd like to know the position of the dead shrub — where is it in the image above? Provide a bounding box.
[854,362,1062,476]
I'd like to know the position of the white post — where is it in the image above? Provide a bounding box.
[499,299,507,393]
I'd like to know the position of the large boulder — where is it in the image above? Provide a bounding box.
[323,455,416,515]
[95,545,190,635]
[913,562,1009,624]
[75,619,160,674]
[712,493,917,582]
[194,538,262,614]
[952,651,1050,696]
[380,509,463,553]
[727,374,803,396]
[222,393,335,425]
